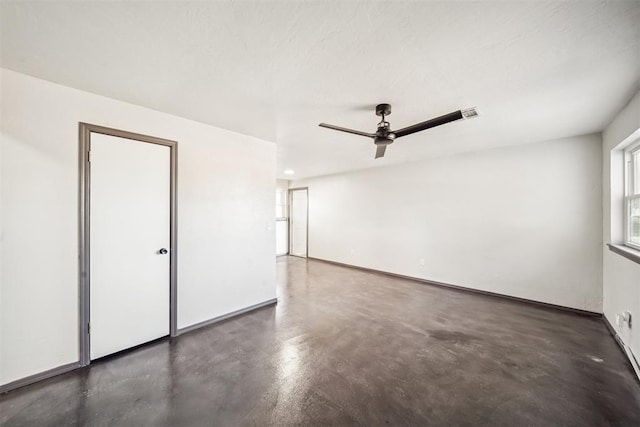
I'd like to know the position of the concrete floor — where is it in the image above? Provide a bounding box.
[1,256,639,426]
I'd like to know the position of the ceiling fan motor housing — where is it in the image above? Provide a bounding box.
[375,103,392,117]
[375,116,395,145]
[374,129,395,146]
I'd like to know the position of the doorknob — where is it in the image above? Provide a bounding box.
[158,248,168,255]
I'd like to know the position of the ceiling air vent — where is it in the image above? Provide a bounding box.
[461,107,479,119]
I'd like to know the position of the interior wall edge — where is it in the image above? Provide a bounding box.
[308,257,602,317]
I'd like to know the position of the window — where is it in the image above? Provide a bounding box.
[626,140,640,249]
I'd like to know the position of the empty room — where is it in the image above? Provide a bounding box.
[1,1,640,426]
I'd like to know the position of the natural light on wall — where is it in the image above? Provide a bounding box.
[626,138,640,249]
[276,189,286,218]
[275,181,289,256]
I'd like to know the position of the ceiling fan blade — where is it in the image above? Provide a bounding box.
[393,110,464,138]
[319,123,375,138]
[375,145,387,159]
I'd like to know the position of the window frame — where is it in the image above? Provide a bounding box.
[624,139,640,250]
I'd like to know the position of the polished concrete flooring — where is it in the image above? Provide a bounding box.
[2,256,639,426]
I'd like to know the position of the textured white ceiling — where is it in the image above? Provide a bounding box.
[1,1,639,179]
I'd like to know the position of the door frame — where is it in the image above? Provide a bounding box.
[288,187,309,258]
[78,123,178,366]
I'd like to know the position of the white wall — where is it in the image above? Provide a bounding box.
[602,90,640,364]
[276,179,290,195]
[276,179,289,220]
[292,135,603,312]
[0,69,276,386]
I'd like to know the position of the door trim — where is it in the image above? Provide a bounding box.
[78,123,178,366]
[288,187,309,258]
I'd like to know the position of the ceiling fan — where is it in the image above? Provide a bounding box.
[319,104,478,159]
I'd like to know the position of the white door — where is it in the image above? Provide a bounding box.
[90,133,170,360]
[289,189,308,257]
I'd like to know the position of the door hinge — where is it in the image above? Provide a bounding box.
[87,322,90,334]
[87,150,91,163]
